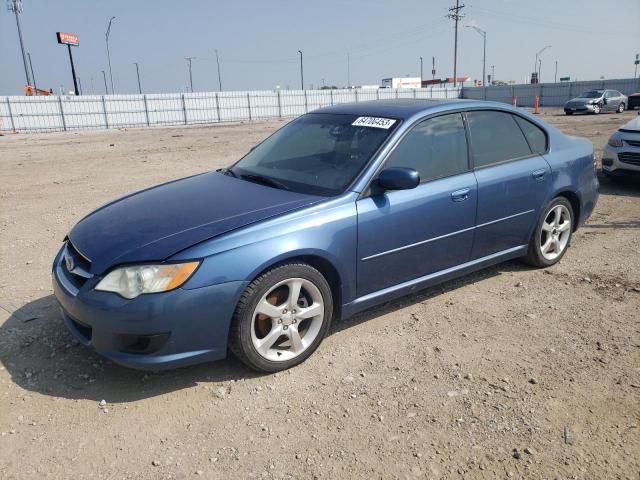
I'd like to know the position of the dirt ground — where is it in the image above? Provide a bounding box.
[0,108,639,480]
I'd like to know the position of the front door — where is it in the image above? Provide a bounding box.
[356,113,477,296]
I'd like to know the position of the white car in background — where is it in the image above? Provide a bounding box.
[602,115,640,180]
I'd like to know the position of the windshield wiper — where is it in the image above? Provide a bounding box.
[240,173,290,191]
[217,167,237,178]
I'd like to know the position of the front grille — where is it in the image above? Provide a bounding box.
[62,241,92,289]
[618,151,640,166]
[624,139,640,148]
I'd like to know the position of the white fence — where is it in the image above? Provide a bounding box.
[0,87,461,133]
[461,77,640,107]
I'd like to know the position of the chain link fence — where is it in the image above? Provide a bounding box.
[461,77,640,107]
[0,87,461,133]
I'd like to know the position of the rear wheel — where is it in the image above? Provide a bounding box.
[229,263,333,372]
[565,111,573,116]
[522,197,574,268]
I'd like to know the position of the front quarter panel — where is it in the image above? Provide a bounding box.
[172,193,359,306]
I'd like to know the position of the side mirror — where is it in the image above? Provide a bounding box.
[377,167,420,191]
[602,97,608,104]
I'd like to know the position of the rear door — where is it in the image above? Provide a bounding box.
[465,110,551,259]
[356,113,477,296]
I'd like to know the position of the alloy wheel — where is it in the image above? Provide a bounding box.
[618,103,625,113]
[593,104,601,114]
[539,204,571,261]
[250,278,325,362]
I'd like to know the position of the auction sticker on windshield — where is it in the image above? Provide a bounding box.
[352,117,396,129]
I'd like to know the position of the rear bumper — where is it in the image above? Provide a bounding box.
[52,248,247,370]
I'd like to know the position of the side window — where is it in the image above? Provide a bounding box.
[384,113,468,182]
[513,115,547,154]
[466,110,532,167]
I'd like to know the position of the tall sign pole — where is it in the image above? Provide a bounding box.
[57,32,80,95]
[105,17,116,94]
[8,0,31,87]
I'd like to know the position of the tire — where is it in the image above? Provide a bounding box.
[565,111,573,116]
[228,262,333,372]
[592,104,601,114]
[522,197,574,268]
[617,102,625,113]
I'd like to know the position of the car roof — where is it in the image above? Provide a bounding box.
[314,98,468,120]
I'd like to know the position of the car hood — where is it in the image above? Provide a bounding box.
[68,171,324,274]
[620,115,640,133]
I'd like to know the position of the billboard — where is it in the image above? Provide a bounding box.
[56,32,79,46]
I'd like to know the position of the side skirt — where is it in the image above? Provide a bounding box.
[342,245,527,318]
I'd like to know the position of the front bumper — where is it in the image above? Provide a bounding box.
[52,247,247,370]
[564,103,598,114]
[602,142,640,177]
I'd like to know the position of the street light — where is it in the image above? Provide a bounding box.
[215,49,222,91]
[101,70,108,94]
[465,25,487,88]
[185,57,195,92]
[298,50,304,90]
[133,62,142,94]
[534,45,551,83]
[105,16,116,94]
[7,0,31,87]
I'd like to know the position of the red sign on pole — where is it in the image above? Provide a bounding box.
[56,32,79,46]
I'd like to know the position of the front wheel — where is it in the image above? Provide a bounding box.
[229,262,333,372]
[617,102,625,113]
[592,104,601,114]
[522,197,574,268]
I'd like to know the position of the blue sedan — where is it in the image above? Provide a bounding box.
[52,99,599,372]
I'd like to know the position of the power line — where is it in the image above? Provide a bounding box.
[447,0,465,87]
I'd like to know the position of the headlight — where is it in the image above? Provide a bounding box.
[95,261,200,299]
[607,137,623,148]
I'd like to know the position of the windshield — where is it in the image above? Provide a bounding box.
[231,113,398,196]
[580,90,604,99]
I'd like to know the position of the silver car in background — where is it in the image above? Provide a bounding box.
[602,115,640,180]
[565,89,627,115]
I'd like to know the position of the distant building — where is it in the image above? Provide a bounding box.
[381,77,422,89]
[422,77,472,87]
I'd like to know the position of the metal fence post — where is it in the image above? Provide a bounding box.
[143,94,150,126]
[331,89,335,105]
[413,89,417,99]
[376,89,380,100]
[181,94,188,124]
[247,93,252,121]
[277,90,282,118]
[58,96,67,131]
[101,96,109,128]
[303,90,308,113]
[215,92,221,122]
[539,84,544,107]
[355,89,359,103]
[395,89,399,99]
[5,97,16,133]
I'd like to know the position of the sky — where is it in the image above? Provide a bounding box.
[1,0,639,95]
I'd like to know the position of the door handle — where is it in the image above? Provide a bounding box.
[531,169,546,181]
[451,188,470,202]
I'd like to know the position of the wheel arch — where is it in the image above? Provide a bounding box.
[247,252,344,320]
[555,190,581,232]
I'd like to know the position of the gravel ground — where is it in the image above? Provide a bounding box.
[1,108,639,479]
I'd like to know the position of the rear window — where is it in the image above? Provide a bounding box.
[466,110,533,167]
[513,116,547,154]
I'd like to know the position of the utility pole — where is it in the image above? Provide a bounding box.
[101,70,108,94]
[133,62,142,94]
[554,60,558,83]
[420,56,423,84]
[533,45,551,83]
[465,25,486,86]
[447,0,465,87]
[215,49,222,91]
[185,56,195,92]
[27,52,37,94]
[8,0,31,87]
[491,65,495,84]
[105,16,116,94]
[432,56,436,80]
[298,50,304,90]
